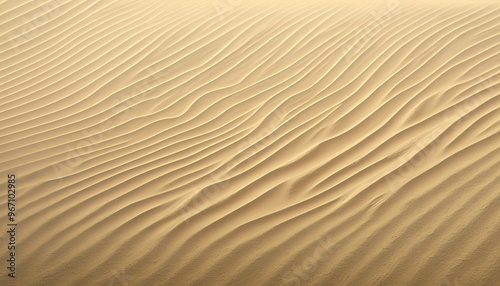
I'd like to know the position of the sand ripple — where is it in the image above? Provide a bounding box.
[0,1,499,285]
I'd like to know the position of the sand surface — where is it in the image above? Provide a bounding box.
[0,1,499,285]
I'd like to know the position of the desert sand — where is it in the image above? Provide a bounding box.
[0,0,499,285]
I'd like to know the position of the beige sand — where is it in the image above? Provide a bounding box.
[0,0,499,285]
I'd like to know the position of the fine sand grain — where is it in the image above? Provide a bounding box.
[0,1,499,285]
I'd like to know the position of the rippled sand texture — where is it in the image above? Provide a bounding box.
[1,1,500,285]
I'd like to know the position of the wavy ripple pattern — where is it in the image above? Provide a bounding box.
[0,1,499,285]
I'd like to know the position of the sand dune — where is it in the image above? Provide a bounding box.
[0,1,499,285]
